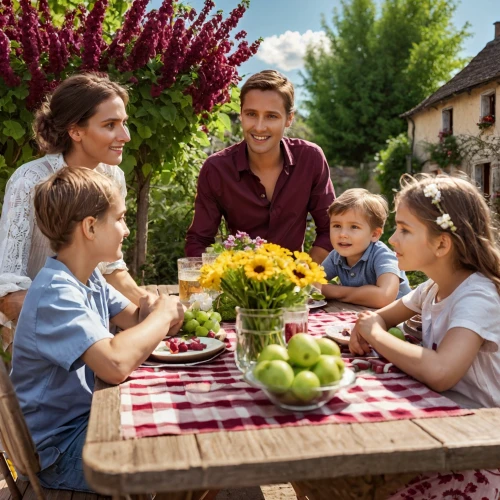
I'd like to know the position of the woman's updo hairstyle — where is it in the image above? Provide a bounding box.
[33,73,129,155]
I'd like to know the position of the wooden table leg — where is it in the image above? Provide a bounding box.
[292,472,418,500]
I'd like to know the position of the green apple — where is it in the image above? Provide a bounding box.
[293,366,307,376]
[258,344,289,363]
[316,337,341,356]
[312,355,342,386]
[335,356,345,377]
[184,319,199,333]
[210,312,222,322]
[195,326,209,337]
[253,361,271,381]
[291,370,321,402]
[388,327,405,341]
[257,360,294,392]
[195,311,210,324]
[183,310,195,322]
[287,333,321,368]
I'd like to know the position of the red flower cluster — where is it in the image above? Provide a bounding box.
[477,114,495,130]
[0,0,261,113]
[438,129,452,142]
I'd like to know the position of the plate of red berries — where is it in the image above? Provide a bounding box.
[150,336,226,363]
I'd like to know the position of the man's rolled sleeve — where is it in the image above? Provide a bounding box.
[185,162,223,257]
[35,283,113,372]
[308,149,335,251]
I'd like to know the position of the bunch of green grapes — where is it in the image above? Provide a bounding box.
[182,306,222,337]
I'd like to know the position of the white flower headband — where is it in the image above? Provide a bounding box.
[423,183,457,232]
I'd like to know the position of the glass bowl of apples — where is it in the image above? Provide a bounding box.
[243,334,356,412]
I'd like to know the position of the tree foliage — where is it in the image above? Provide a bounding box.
[302,0,470,165]
[0,0,260,276]
[374,133,418,239]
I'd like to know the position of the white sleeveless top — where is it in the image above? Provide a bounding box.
[0,153,128,298]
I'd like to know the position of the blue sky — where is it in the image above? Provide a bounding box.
[150,0,499,110]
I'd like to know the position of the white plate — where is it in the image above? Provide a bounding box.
[142,348,226,368]
[307,299,327,309]
[150,337,225,363]
[324,322,354,345]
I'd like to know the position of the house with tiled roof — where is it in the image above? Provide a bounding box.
[402,22,500,198]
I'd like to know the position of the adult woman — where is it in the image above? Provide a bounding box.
[0,73,148,337]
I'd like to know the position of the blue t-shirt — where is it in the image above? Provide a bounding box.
[321,241,411,299]
[10,257,130,470]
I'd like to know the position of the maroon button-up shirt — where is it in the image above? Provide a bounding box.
[185,138,335,256]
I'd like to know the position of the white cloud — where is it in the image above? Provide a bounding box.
[256,30,330,72]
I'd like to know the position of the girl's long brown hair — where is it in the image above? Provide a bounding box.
[395,173,500,294]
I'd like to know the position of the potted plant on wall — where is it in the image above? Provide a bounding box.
[477,114,495,131]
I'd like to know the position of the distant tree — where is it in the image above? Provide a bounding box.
[287,111,313,141]
[302,0,470,165]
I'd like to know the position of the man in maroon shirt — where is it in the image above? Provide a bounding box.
[185,70,335,264]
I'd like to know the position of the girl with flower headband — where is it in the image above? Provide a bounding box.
[350,173,500,498]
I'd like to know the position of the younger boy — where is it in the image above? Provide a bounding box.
[320,188,411,308]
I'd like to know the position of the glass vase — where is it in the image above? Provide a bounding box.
[283,304,309,343]
[235,308,285,373]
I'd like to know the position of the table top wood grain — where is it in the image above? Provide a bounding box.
[83,299,500,495]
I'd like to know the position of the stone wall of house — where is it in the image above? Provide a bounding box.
[409,82,499,159]
[407,82,500,198]
[329,163,380,195]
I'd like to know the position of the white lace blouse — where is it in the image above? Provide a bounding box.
[0,153,128,299]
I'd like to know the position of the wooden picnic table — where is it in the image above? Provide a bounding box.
[83,297,500,499]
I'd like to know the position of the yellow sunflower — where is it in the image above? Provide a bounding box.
[309,262,328,284]
[244,255,276,281]
[293,251,312,264]
[285,262,314,288]
[259,243,292,258]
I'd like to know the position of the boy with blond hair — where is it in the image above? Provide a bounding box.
[320,188,410,308]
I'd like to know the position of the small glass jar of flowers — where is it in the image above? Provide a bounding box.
[199,242,327,372]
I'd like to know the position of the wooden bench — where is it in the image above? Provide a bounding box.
[0,359,110,500]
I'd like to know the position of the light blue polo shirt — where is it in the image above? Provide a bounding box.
[10,257,130,470]
[321,241,411,299]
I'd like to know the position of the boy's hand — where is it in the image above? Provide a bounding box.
[138,293,157,323]
[151,294,185,336]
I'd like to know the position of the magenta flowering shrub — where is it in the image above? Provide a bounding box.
[0,0,259,112]
[0,0,261,275]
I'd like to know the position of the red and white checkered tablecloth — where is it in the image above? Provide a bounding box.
[120,311,471,440]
